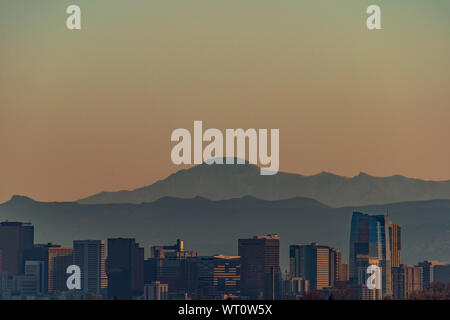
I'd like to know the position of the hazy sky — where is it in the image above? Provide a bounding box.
[1,1,450,203]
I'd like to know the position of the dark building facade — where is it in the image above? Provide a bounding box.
[48,247,73,293]
[238,234,280,300]
[73,240,108,295]
[107,238,144,299]
[23,243,61,293]
[187,255,240,299]
[0,222,34,275]
[144,239,199,298]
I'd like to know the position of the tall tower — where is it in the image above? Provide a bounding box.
[107,238,144,299]
[0,222,34,275]
[389,221,401,268]
[349,212,392,297]
[73,240,108,295]
[238,234,280,300]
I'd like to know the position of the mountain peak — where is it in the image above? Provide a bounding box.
[4,195,37,205]
[356,172,373,178]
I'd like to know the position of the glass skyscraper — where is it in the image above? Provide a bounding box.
[349,212,392,297]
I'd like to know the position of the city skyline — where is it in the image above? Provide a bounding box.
[0,212,449,300]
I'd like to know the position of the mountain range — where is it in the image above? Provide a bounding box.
[78,162,450,207]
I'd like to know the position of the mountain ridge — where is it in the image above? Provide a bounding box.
[77,162,450,207]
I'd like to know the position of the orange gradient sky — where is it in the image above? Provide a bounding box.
[1,1,450,203]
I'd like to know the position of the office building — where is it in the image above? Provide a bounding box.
[290,242,342,291]
[107,238,144,299]
[238,234,280,300]
[23,243,62,293]
[188,254,240,299]
[0,222,34,275]
[73,240,108,295]
[389,221,401,268]
[392,264,423,299]
[145,239,199,297]
[24,260,46,295]
[48,247,73,293]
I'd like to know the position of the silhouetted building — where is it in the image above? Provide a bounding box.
[0,222,34,275]
[188,255,240,299]
[48,247,73,293]
[238,234,280,300]
[73,240,107,295]
[107,238,144,299]
[349,212,392,297]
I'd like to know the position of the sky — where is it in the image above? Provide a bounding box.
[1,1,450,203]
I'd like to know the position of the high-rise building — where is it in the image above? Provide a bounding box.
[290,243,341,291]
[389,221,401,268]
[238,234,280,300]
[0,222,34,275]
[188,254,240,299]
[329,248,341,287]
[392,264,423,299]
[349,212,393,297]
[24,260,46,295]
[23,243,61,293]
[73,240,108,295]
[48,247,73,293]
[107,238,144,299]
[144,281,168,300]
[417,260,449,288]
[407,266,423,295]
[145,239,199,297]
